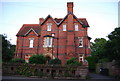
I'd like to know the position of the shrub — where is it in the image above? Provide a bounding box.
[29,54,46,64]
[66,57,82,66]
[10,58,25,63]
[48,58,61,65]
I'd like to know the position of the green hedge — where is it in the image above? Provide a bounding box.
[10,58,25,63]
[48,58,61,65]
[66,57,82,66]
[29,54,46,64]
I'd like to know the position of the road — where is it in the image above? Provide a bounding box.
[1,73,120,81]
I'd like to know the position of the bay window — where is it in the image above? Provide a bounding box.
[43,37,52,47]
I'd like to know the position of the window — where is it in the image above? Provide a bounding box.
[47,23,52,31]
[79,37,83,47]
[29,38,34,48]
[79,55,84,62]
[43,37,52,47]
[75,24,78,31]
[63,24,66,31]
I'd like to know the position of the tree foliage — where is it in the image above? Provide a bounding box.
[29,54,46,64]
[48,58,61,65]
[2,34,16,62]
[91,38,107,60]
[90,27,120,67]
[85,56,98,70]
[105,27,120,64]
[66,57,82,66]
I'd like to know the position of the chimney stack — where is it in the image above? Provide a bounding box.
[67,2,74,13]
[39,18,44,24]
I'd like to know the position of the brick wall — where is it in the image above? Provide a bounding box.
[96,62,120,77]
[2,63,88,79]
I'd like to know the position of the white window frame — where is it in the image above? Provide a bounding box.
[75,24,78,31]
[43,37,52,47]
[79,55,84,62]
[29,38,34,48]
[47,23,52,31]
[78,37,83,47]
[63,24,66,31]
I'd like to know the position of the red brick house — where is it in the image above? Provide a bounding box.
[15,2,91,64]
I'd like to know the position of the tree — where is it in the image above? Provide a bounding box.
[2,34,16,62]
[85,56,98,70]
[105,27,120,64]
[66,57,82,66]
[29,55,46,64]
[90,27,120,66]
[48,58,61,65]
[91,38,107,61]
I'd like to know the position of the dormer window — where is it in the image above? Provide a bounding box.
[29,38,34,48]
[47,23,52,31]
[75,24,78,31]
[63,24,66,31]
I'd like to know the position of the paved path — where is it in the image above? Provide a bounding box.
[1,73,120,81]
[89,73,114,79]
[89,73,120,81]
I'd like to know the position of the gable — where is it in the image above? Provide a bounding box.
[58,13,89,27]
[16,24,40,37]
[24,28,39,36]
[40,13,89,27]
[41,15,58,25]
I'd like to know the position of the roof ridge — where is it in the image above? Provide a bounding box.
[78,18,86,19]
[41,15,58,25]
[23,24,39,26]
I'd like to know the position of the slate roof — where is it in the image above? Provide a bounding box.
[40,13,89,27]
[54,18,63,23]
[78,18,89,27]
[16,24,40,36]
[17,13,89,36]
